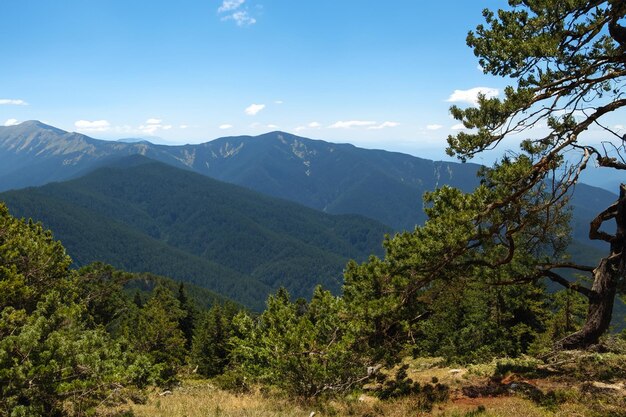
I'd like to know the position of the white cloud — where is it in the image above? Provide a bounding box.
[267,124,278,129]
[226,11,256,26]
[553,109,587,121]
[446,87,499,106]
[451,123,467,130]
[136,118,173,135]
[219,124,233,129]
[329,120,377,129]
[179,124,189,129]
[295,122,322,132]
[74,119,111,132]
[615,124,624,130]
[245,103,265,116]
[426,124,443,130]
[4,118,19,126]
[0,99,28,106]
[218,0,244,13]
[368,121,399,130]
[274,100,284,104]
[219,1,256,27]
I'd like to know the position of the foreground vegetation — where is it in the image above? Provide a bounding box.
[121,350,626,417]
[1,197,624,416]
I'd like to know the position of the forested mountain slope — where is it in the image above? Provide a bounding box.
[0,156,389,309]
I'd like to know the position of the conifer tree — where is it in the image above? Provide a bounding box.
[230,287,368,397]
[177,282,197,350]
[346,0,626,351]
[446,0,626,348]
[131,285,187,385]
[191,305,232,377]
[0,204,140,416]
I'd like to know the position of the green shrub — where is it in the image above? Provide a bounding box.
[229,287,369,398]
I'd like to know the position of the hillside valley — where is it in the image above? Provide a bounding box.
[0,156,389,309]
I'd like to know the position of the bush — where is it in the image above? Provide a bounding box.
[229,287,370,398]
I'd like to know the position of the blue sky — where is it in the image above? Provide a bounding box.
[0,0,561,159]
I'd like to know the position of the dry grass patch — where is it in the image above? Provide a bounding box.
[106,352,626,417]
[126,381,313,417]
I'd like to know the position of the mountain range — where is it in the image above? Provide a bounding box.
[0,121,619,236]
[0,121,484,231]
[0,121,620,311]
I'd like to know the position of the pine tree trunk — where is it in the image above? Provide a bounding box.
[559,184,626,350]
[559,258,618,349]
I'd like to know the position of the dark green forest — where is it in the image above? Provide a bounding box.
[0,156,389,309]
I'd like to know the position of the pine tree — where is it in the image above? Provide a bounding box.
[0,204,141,416]
[130,285,187,385]
[230,287,368,397]
[177,282,197,350]
[446,0,626,348]
[191,305,232,377]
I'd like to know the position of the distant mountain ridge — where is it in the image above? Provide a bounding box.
[0,121,482,230]
[0,121,156,191]
[0,121,619,236]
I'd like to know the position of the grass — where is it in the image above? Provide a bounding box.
[119,381,312,417]
[116,384,561,417]
[109,381,599,417]
[105,350,626,417]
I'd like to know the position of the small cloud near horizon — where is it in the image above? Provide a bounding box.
[329,120,377,129]
[368,121,399,130]
[4,118,19,126]
[75,119,111,132]
[426,124,443,130]
[295,121,321,132]
[139,118,172,135]
[0,99,28,106]
[446,87,499,107]
[219,124,233,129]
